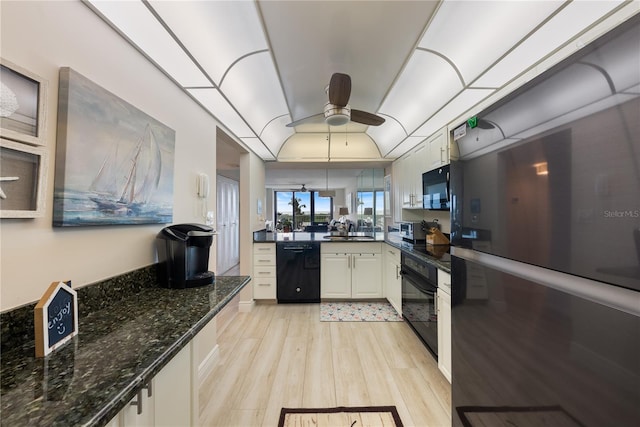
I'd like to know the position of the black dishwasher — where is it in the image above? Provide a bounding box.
[276,242,320,303]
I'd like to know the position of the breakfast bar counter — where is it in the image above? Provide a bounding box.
[0,275,250,427]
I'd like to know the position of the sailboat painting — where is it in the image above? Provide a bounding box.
[53,68,174,226]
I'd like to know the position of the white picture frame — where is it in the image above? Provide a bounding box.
[0,58,48,146]
[0,138,48,218]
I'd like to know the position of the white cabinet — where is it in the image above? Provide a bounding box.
[321,243,382,299]
[352,254,383,298]
[437,270,452,383]
[321,253,351,298]
[154,345,191,426]
[112,344,192,426]
[426,127,449,170]
[253,243,276,299]
[121,383,154,426]
[383,244,402,314]
[391,160,403,223]
[400,142,428,209]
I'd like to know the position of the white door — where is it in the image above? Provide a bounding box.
[351,253,383,298]
[216,175,240,274]
[320,254,351,298]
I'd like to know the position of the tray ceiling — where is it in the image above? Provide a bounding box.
[85,0,632,163]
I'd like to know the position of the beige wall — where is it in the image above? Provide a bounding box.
[0,1,254,310]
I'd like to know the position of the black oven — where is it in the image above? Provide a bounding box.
[401,252,438,358]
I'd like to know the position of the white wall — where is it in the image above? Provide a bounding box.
[0,1,226,310]
[238,151,266,305]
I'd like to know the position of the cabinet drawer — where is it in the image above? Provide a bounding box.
[253,243,275,254]
[321,242,382,254]
[253,277,276,299]
[438,271,451,288]
[253,265,276,277]
[254,253,275,265]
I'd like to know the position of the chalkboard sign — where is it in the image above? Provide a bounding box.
[34,281,78,357]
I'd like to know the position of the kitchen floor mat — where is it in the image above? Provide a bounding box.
[320,301,403,322]
[279,406,404,427]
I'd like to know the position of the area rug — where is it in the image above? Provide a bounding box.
[279,406,404,427]
[320,302,403,322]
[456,405,584,427]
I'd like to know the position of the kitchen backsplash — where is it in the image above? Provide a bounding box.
[398,209,451,233]
[0,264,158,354]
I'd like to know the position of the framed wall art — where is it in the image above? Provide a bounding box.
[0,58,48,146]
[53,67,175,227]
[0,138,47,218]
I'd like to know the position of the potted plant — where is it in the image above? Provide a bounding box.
[281,218,292,233]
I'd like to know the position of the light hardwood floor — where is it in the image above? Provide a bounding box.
[199,303,451,426]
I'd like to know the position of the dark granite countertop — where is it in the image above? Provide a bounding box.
[252,230,450,273]
[253,230,385,242]
[0,275,250,427]
[384,236,451,273]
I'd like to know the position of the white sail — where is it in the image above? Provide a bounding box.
[90,124,162,212]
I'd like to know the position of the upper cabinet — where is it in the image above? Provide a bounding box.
[400,142,428,209]
[425,128,449,170]
[392,126,449,217]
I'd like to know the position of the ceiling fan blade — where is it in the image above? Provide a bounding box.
[351,109,385,126]
[286,113,324,127]
[328,73,351,107]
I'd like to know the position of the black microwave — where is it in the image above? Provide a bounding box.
[422,164,450,210]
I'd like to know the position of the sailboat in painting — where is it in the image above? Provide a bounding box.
[89,124,161,215]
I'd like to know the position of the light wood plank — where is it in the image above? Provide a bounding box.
[391,368,450,427]
[261,337,308,426]
[199,303,452,427]
[234,317,289,410]
[302,313,336,408]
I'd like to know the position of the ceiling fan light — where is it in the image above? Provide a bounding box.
[324,102,351,126]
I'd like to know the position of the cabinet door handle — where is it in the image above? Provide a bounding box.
[143,382,152,398]
[396,265,400,280]
[440,147,445,163]
[130,389,143,415]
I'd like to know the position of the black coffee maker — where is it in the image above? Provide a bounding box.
[156,223,215,288]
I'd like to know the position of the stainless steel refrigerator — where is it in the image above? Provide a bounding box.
[450,15,640,427]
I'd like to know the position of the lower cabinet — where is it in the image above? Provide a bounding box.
[110,344,192,426]
[437,270,452,383]
[320,243,382,299]
[154,345,191,426]
[383,244,402,314]
[104,291,242,427]
[253,243,277,300]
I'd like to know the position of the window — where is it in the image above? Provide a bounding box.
[356,190,385,231]
[274,191,333,231]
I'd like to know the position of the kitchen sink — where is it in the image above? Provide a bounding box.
[322,235,376,241]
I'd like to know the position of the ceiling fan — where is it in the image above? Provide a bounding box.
[286,73,386,128]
